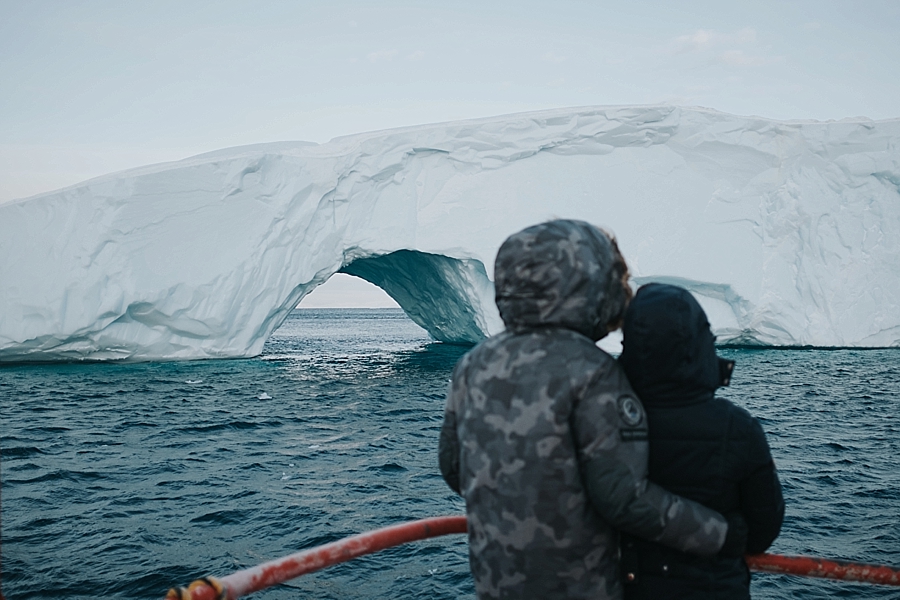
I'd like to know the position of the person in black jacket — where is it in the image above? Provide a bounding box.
[618,283,785,600]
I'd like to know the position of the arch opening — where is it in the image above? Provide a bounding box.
[298,273,400,309]
[337,250,501,344]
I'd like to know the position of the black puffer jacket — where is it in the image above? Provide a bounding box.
[619,283,784,600]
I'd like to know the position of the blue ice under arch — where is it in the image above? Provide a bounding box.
[337,250,498,344]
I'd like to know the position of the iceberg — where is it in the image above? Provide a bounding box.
[1,105,899,362]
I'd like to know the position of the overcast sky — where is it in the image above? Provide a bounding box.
[2,0,898,305]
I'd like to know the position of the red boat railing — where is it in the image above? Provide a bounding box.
[166,516,468,600]
[165,516,900,599]
[746,553,900,586]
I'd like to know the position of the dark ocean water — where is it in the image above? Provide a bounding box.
[1,309,898,599]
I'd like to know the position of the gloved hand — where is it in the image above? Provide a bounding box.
[719,512,749,557]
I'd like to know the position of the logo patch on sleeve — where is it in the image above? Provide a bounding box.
[617,395,643,427]
[620,428,649,442]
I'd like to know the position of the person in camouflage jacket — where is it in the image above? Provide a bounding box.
[439,220,738,600]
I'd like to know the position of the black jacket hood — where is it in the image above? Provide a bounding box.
[619,283,734,405]
[494,220,631,341]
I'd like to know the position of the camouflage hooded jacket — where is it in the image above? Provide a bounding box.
[438,220,728,600]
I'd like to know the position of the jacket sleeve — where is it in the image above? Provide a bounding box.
[740,418,785,554]
[574,361,728,556]
[438,359,466,495]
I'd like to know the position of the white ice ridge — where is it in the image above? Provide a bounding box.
[1,105,899,361]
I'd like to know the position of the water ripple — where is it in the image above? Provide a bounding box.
[2,311,897,599]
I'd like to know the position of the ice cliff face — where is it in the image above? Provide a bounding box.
[1,106,899,361]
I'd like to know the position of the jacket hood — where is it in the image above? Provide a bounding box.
[494,219,631,341]
[619,283,734,404]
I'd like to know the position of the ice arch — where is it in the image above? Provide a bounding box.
[1,104,899,361]
[339,251,499,344]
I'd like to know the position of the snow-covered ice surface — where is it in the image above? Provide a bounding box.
[1,105,898,361]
